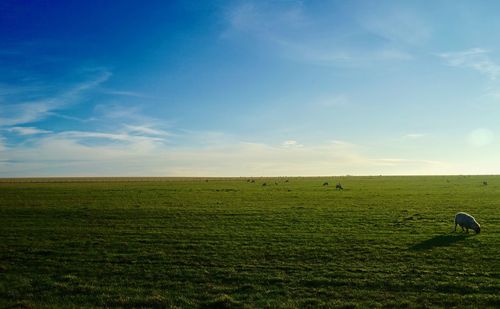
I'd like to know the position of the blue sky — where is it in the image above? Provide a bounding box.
[1,0,500,176]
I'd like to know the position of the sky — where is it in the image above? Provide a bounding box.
[1,0,500,177]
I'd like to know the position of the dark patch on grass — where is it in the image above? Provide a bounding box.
[103,295,168,308]
[394,212,423,227]
[410,233,471,250]
[201,294,241,308]
[234,284,255,293]
[4,302,36,309]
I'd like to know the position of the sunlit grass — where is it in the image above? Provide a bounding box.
[1,176,499,307]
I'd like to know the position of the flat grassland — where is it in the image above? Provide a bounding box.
[1,176,499,308]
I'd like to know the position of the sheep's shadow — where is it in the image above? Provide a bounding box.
[410,233,472,251]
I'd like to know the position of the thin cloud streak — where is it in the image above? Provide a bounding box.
[438,48,500,80]
[0,69,111,126]
[101,89,153,98]
[359,5,431,46]
[0,101,57,126]
[224,2,414,66]
[4,126,52,135]
[282,140,303,148]
[124,125,171,137]
[372,158,443,166]
[56,130,166,143]
[0,135,5,152]
[403,133,425,139]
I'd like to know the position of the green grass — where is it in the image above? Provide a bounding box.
[1,176,500,308]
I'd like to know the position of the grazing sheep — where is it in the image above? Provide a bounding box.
[454,212,481,234]
[336,183,343,190]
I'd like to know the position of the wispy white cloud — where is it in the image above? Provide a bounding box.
[359,5,431,46]
[69,69,112,94]
[47,112,98,123]
[0,131,450,177]
[226,2,307,37]
[330,140,358,148]
[317,95,350,108]
[0,83,45,97]
[0,135,5,152]
[91,104,174,134]
[224,2,413,66]
[438,48,500,79]
[56,130,166,143]
[374,49,413,61]
[0,101,57,126]
[371,158,442,166]
[94,103,144,120]
[101,89,153,98]
[124,125,171,137]
[403,133,425,139]
[0,68,111,126]
[175,129,237,147]
[4,126,52,135]
[282,140,303,148]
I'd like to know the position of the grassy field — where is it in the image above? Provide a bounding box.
[1,176,500,308]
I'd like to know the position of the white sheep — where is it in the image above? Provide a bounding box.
[454,212,481,234]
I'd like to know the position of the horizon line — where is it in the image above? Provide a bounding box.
[0,174,498,181]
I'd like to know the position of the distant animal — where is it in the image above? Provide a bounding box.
[323,182,329,186]
[454,212,481,234]
[285,179,289,183]
[250,179,255,183]
[336,183,343,190]
[483,181,488,186]
[262,182,267,186]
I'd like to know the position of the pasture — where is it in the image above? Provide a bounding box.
[1,176,499,308]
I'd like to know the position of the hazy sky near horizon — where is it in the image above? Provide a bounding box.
[1,0,500,176]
